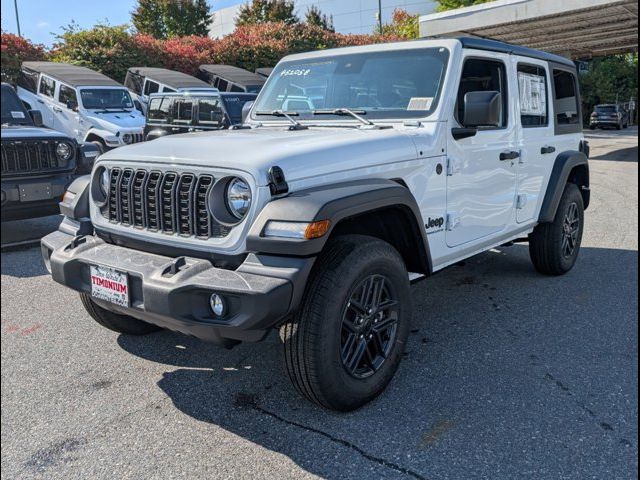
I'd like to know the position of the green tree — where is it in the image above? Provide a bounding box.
[305,6,333,32]
[380,9,419,39]
[132,0,213,39]
[580,54,639,122]
[436,0,494,12]
[236,0,299,26]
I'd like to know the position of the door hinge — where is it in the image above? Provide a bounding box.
[516,194,528,210]
[446,213,461,231]
[446,157,461,176]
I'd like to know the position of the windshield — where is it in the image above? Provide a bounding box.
[222,95,254,123]
[253,47,449,121]
[1,85,32,125]
[80,89,134,110]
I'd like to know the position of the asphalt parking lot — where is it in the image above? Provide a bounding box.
[1,127,637,480]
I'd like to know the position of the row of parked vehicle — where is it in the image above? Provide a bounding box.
[1,62,267,221]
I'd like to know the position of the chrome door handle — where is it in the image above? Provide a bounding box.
[52,106,63,113]
[500,151,520,161]
[541,146,556,155]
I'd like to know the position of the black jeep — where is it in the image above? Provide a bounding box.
[1,83,99,221]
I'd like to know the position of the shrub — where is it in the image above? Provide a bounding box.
[51,24,163,82]
[0,32,48,83]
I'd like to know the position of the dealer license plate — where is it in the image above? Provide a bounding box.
[90,265,129,307]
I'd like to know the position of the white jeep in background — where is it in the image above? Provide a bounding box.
[17,62,146,153]
[42,38,590,411]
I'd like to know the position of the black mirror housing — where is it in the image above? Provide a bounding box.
[463,91,502,128]
[28,109,43,127]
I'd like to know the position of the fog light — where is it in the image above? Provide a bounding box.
[210,294,227,317]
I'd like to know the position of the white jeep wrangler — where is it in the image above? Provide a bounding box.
[42,38,590,411]
[18,62,146,152]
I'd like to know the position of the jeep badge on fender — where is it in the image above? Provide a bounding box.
[42,38,589,411]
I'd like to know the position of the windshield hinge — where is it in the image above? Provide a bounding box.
[268,166,289,196]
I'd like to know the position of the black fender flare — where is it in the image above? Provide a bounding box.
[539,150,590,223]
[247,179,432,273]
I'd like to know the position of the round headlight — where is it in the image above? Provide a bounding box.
[122,133,132,144]
[100,168,110,195]
[56,142,72,160]
[226,178,252,220]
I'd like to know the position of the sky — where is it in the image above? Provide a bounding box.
[0,0,242,46]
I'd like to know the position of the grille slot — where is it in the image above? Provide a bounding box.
[1,140,71,175]
[103,169,230,240]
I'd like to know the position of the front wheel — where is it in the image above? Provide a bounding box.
[80,293,161,335]
[529,183,585,275]
[281,235,412,411]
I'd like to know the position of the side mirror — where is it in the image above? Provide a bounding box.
[463,91,502,127]
[452,91,502,140]
[28,109,43,127]
[66,100,79,111]
[241,101,254,124]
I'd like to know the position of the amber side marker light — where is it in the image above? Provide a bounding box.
[263,220,331,240]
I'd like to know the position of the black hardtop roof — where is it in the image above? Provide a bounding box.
[198,65,266,86]
[255,67,273,77]
[457,37,575,68]
[21,61,121,87]
[127,67,210,89]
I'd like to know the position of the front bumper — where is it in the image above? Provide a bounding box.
[41,230,314,345]
[1,174,74,221]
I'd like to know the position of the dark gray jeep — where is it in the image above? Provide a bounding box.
[1,83,99,221]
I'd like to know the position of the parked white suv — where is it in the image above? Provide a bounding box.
[17,62,145,152]
[42,38,590,411]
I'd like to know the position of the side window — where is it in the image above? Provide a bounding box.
[162,87,176,93]
[518,64,548,127]
[217,79,229,92]
[172,98,194,124]
[197,98,224,125]
[58,85,78,107]
[148,97,172,123]
[18,69,39,93]
[124,72,144,95]
[456,58,508,128]
[39,76,56,98]
[553,69,579,125]
[143,80,160,96]
[230,84,244,93]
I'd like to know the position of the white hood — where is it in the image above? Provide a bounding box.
[85,110,145,132]
[98,125,430,186]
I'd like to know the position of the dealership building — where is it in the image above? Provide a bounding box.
[209,0,438,38]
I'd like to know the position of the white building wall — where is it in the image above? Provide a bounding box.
[210,0,437,38]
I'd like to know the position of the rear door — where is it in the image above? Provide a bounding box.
[446,54,518,247]
[512,58,554,224]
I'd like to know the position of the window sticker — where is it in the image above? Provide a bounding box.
[11,111,26,119]
[518,72,546,116]
[407,97,434,111]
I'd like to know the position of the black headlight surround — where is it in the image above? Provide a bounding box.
[55,140,74,162]
[91,165,109,208]
[207,176,252,227]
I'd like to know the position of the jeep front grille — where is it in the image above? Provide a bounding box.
[1,139,73,175]
[104,168,230,239]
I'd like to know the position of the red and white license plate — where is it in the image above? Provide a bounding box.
[90,265,129,307]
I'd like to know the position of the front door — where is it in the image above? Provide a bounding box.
[446,55,518,247]
[54,83,84,142]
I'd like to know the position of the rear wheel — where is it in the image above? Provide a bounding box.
[281,235,412,411]
[80,293,161,335]
[529,183,584,275]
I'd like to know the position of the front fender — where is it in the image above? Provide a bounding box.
[247,179,431,269]
[84,127,120,146]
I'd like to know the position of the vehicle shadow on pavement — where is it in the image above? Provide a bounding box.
[590,146,638,162]
[118,244,638,479]
[1,246,49,278]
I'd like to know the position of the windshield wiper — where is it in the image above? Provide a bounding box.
[255,110,308,130]
[312,108,375,127]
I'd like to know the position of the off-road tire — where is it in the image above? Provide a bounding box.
[281,235,412,411]
[80,293,161,335]
[529,183,585,276]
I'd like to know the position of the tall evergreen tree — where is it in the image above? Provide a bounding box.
[236,0,299,26]
[305,5,334,32]
[132,0,213,39]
